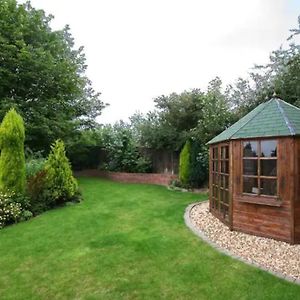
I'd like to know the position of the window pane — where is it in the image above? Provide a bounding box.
[213,147,218,159]
[220,175,228,188]
[222,190,229,204]
[221,161,229,173]
[261,140,277,157]
[243,141,258,157]
[220,204,229,220]
[261,160,277,176]
[221,146,229,159]
[212,173,217,184]
[223,175,229,189]
[213,161,218,172]
[261,179,277,196]
[213,186,218,197]
[243,177,258,194]
[243,159,258,175]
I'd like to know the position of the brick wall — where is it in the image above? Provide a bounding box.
[74,169,177,186]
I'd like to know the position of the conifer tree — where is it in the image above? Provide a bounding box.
[45,140,78,203]
[179,140,191,186]
[0,108,26,194]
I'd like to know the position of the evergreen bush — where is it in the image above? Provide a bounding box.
[44,140,78,204]
[189,141,209,188]
[179,140,191,186]
[0,108,26,194]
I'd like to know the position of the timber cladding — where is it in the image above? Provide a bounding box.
[207,98,300,244]
[232,138,293,242]
[294,138,300,243]
[209,137,299,244]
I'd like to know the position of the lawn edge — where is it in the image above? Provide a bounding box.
[184,201,300,286]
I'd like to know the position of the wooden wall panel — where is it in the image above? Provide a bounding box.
[294,138,300,243]
[232,137,294,243]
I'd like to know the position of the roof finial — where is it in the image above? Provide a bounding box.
[272,90,277,98]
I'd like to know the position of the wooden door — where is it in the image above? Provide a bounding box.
[210,143,230,224]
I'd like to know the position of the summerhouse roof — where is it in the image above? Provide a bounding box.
[207,98,300,145]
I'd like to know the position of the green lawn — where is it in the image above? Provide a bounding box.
[0,178,299,299]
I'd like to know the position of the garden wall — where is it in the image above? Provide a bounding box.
[75,170,177,186]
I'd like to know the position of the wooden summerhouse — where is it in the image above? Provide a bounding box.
[208,98,300,244]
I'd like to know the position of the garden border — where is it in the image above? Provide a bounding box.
[184,201,300,285]
[74,169,177,186]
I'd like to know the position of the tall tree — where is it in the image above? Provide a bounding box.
[0,0,106,151]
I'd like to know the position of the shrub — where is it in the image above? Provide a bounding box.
[102,123,152,173]
[26,157,46,179]
[44,140,78,204]
[189,142,209,188]
[25,149,46,178]
[0,108,26,194]
[27,170,51,214]
[179,140,191,186]
[0,192,23,228]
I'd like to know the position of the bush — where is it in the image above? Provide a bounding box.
[189,142,209,188]
[26,158,46,179]
[0,191,24,228]
[102,123,152,173]
[25,150,46,178]
[44,140,79,204]
[0,108,26,194]
[27,170,51,214]
[179,140,191,186]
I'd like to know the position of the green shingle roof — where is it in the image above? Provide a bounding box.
[207,98,300,145]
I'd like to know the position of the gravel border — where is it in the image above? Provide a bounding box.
[184,201,300,285]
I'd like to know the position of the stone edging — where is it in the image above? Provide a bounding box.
[184,201,300,285]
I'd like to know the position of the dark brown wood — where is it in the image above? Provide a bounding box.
[209,136,297,244]
[294,138,300,243]
[229,141,233,230]
[236,195,282,206]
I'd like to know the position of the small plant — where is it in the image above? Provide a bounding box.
[0,108,26,194]
[0,192,23,228]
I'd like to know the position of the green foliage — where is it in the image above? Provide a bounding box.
[44,140,78,204]
[26,157,46,179]
[189,141,209,188]
[66,128,103,170]
[179,140,191,186]
[101,122,152,173]
[0,0,106,152]
[27,170,51,214]
[132,81,234,151]
[0,191,23,228]
[0,108,26,194]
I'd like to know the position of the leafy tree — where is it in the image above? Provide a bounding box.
[0,108,26,194]
[179,140,191,186]
[66,127,104,170]
[131,89,206,150]
[101,122,151,173]
[44,140,78,204]
[192,77,236,143]
[0,0,106,151]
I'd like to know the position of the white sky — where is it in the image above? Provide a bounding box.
[18,0,300,123]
